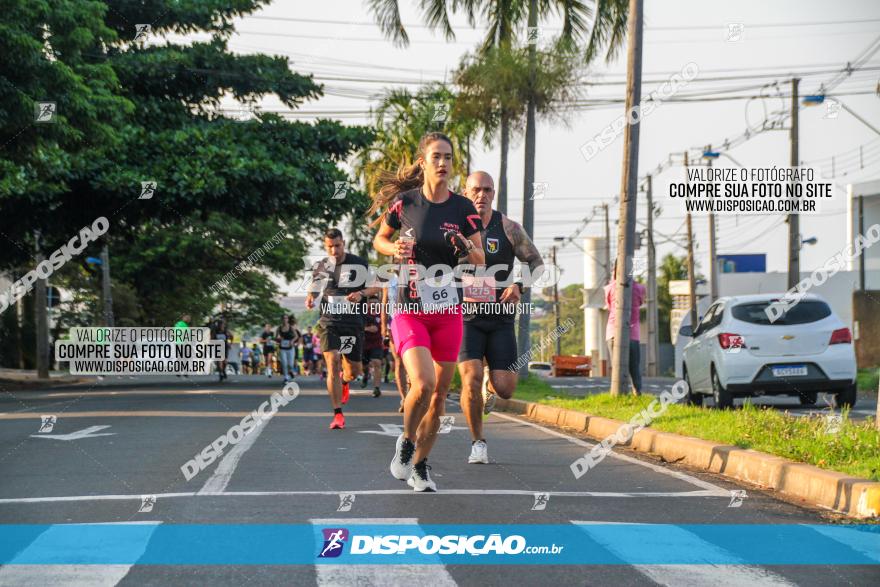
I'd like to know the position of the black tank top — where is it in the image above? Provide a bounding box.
[464,210,516,323]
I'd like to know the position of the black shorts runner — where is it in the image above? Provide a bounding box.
[317,323,364,362]
[458,319,517,371]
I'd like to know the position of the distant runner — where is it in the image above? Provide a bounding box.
[260,323,276,377]
[305,228,380,430]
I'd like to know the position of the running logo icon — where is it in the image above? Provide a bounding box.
[134,24,151,42]
[333,181,350,200]
[38,415,57,433]
[139,495,156,513]
[140,181,157,200]
[339,336,356,355]
[337,493,355,512]
[728,489,747,508]
[318,528,349,558]
[532,493,550,511]
[35,102,56,123]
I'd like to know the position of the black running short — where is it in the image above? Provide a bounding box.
[458,319,517,370]
[364,347,384,361]
[317,323,363,362]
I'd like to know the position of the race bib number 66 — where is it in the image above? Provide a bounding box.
[418,277,459,311]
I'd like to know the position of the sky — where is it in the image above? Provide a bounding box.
[176,0,880,291]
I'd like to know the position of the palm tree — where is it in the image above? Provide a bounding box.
[368,0,599,214]
[369,0,632,378]
[356,83,477,211]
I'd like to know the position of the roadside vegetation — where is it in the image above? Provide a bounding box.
[460,375,880,481]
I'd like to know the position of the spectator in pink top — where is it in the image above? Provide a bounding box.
[604,259,647,395]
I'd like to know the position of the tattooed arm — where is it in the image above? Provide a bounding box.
[500,216,545,303]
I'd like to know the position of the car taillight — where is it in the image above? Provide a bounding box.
[718,333,745,349]
[829,328,852,345]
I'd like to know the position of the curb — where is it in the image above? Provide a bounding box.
[495,397,880,519]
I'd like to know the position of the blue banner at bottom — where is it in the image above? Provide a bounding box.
[0,524,877,565]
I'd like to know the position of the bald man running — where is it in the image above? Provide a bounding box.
[458,171,545,464]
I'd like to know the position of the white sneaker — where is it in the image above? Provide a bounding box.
[482,385,497,415]
[390,434,415,480]
[407,459,437,492]
[468,440,489,464]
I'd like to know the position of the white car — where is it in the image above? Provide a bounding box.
[681,294,857,409]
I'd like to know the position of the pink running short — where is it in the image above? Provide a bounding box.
[390,308,463,363]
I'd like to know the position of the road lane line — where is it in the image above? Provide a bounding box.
[573,521,796,586]
[0,411,404,419]
[197,410,280,495]
[29,389,344,399]
[0,489,728,505]
[488,410,726,492]
[0,521,160,587]
[310,518,456,586]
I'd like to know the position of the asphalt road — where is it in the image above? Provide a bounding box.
[544,375,879,420]
[0,375,876,586]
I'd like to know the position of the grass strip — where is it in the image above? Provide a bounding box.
[468,374,880,482]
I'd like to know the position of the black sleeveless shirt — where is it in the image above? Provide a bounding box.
[463,210,517,323]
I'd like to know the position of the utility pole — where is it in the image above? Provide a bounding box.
[516,0,538,381]
[646,176,658,377]
[859,195,865,291]
[34,231,49,379]
[100,243,114,327]
[685,152,699,333]
[551,245,561,357]
[787,77,800,289]
[603,203,611,281]
[609,0,644,397]
[707,145,719,300]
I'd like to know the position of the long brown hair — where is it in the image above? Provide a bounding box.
[367,132,454,226]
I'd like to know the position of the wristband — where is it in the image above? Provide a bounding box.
[515,281,525,294]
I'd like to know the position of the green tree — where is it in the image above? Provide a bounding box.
[657,253,688,343]
[0,1,373,342]
[356,83,478,235]
[531,284,585,357]
[369,0,627,378]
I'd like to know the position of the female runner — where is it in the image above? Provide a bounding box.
[370,132,485,491]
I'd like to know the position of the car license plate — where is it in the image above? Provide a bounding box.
[772,365,807,377]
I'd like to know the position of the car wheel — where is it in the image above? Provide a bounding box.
[712,368,733,409]
[798,391,818,406]
[683,367,702,407]
[836,384,857,409]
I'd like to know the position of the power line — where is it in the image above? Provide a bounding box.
[244,14,880,32]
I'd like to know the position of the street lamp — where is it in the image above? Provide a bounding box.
[801,236,818,249]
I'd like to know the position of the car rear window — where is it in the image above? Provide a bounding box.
[731,301,832,325]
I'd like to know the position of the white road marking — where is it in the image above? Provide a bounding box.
[196,405,281,495]
[0,488,728,505]
[29,425,115,441]
[573,521,795,586]
[359,423,467,436]
[489,410,726,492]
[0,521,160,587]
[310,518,456,586]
